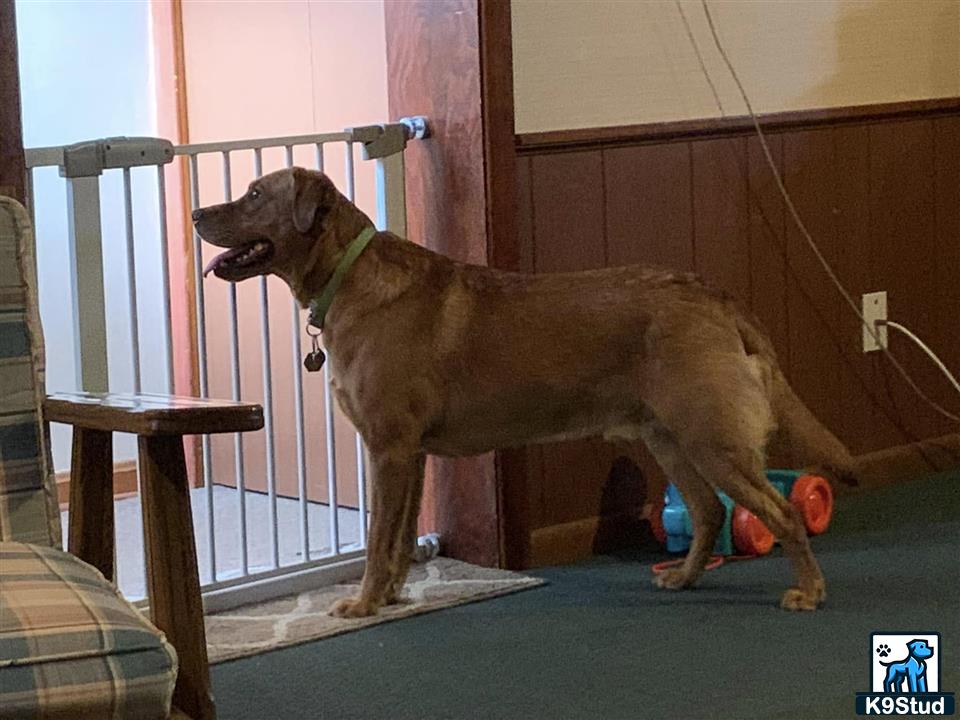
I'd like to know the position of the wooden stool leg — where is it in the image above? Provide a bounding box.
[138,434,215,720]
[68,428,114,580]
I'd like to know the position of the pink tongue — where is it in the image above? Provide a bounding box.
[203,247,244,277]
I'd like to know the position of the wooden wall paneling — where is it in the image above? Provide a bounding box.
[867,120,940,442]
[931,117,960,432]
[780,128,849,457]
[528,150,611,530]
[690,138,751,302]
[603,143,694,270]
[746,134,789,371]
[601,142,693,519]
[830,124,900,454]
[536,438,610,530]
[530,151,606,273]
[384,0,499,566]
[512,103,959,566]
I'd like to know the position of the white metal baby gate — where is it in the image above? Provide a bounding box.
[24,117,427,611]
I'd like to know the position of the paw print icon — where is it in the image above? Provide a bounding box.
[876,644,891,658]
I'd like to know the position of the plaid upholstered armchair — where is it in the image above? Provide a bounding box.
[0,197,261,719]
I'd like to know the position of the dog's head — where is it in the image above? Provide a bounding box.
[193,167,342,284]
[907,639,934,659]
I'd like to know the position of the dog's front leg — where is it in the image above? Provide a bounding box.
[329,447,424,618]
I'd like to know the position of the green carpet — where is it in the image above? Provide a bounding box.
[212,471,959,720]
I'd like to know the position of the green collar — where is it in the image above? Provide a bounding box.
[307,225,375,330]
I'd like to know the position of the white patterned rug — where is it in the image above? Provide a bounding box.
[205,558,545,663]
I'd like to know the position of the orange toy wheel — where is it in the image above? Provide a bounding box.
[790,474,833,535]
[649,498,667,546]
[732,506,775,555]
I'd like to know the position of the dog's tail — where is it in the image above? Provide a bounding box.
[735,312,858,487]
[770,368,858,486]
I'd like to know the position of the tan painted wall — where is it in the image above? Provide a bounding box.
[512,0,960,133]
[180,0,388,508]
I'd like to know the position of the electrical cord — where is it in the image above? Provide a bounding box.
[879,320,960,396]
[675,0,960,425]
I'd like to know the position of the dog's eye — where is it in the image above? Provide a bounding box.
[249,189,261,200]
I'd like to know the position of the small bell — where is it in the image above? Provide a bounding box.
[304,332,325,372]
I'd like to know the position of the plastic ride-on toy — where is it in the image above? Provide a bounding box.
[650,470,833,557]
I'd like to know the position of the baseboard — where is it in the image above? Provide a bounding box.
[528,510,645,567]
[526,434,958,568]
[56,460,139,506]
[852,433,960,488]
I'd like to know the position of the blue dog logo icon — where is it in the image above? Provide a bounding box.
[856,632,955,716]
[880,639,934,693]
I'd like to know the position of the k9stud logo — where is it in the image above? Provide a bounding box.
[856,632,955,716]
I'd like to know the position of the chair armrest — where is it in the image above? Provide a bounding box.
[45,391,263,436]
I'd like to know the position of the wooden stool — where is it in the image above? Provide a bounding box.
[45,391,264,720]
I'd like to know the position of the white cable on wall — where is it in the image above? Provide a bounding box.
[675,0,960,425]
[880,321,960,396]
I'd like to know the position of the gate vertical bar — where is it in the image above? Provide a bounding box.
[65,176,109,392]
[222,151,249,576]
[121,168,142,394]
[287,144,309,563]
[253,148,280,569]
[344,142,367,543]
[155,165,175,394]
[188,154,217,581]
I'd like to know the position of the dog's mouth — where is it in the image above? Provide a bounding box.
[203,239,275,281]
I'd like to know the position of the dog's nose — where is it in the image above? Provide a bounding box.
[192,208,205,223]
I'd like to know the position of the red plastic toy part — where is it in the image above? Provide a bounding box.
[732,506,775,555]
[649,497,667,546]
[790,474,833,535]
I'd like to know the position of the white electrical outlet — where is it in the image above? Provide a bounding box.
[862,291,888,352]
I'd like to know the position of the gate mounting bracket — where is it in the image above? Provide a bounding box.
[347,116,430,161]
[60,137,175,178]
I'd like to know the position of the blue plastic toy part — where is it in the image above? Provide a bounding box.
[660,469,804,556]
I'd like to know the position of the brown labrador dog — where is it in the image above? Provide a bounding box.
[194,167,855,616]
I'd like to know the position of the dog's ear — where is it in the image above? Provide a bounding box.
[292,168,329,234]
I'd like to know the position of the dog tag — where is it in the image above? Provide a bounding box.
[304,349,326,372]
[304,332,325,372]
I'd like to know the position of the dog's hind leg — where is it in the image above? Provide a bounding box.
[642,422,724,590]
[686,445,825,610]
[329,447,425,618]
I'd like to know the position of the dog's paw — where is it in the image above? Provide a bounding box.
[877,644,891,658]
[653,568,695,591]
[329,595,379,618]
[780,586,824,611]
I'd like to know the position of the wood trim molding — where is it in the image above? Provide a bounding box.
[480,0,519,271]
[0,0,25,204]
[529,511,645,567]
[475,0,530,571]
[853,433,960,488]
[516,97,960,154]
[150,0,203,486]
[57,460,139,506]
